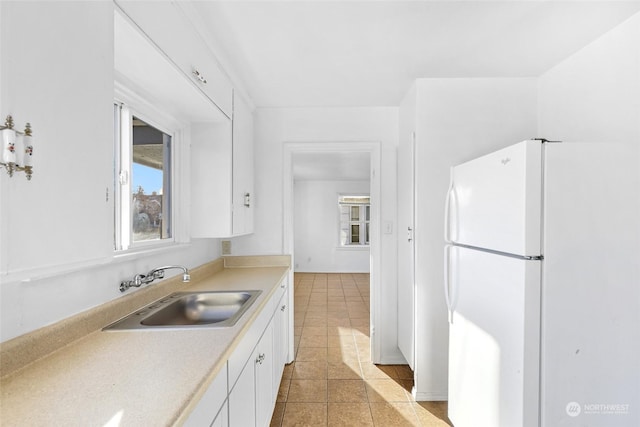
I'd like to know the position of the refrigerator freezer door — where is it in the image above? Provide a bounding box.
[447,246,541,427]
[447,140,542,257]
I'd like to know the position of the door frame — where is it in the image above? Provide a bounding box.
[283,141,382,363]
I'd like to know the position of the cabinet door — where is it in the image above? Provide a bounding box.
[183,366,228,427]
[211,400,228,427]
[116,1,233,117]
[272,290,289,392]
[191,95,254,238]
[255,321,275,427]
[229,356,256,427]
[232,92,254,236]
[191,120,234,238]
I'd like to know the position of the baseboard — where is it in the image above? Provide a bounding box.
[413,390,448,402]
[377,354,409,365]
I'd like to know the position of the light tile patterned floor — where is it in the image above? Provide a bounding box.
[270,273,452,427]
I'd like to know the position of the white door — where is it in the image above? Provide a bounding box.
[446,245,540,427]
[397,131,416,368]
[448,140,542,257]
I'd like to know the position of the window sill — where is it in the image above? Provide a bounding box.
[335,245,370,251]
[113,241,192,263]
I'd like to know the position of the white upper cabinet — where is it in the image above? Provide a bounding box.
[115,1,233,118]
[115,2,254,238]
[191,119,234,237]
[114,10,226,124]
[191,92,255,238]
[232,93,255,236]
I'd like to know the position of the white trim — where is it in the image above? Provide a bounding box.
[0,241,194,285]
[0,255,114,284]
[111,242,192,263]
[114,86,191,252]
[283,141,382,363]
[413,391,448,402]
[114,80,187,137]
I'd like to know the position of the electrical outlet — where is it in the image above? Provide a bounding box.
[221,240,231,255]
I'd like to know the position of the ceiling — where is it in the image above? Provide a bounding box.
[189,0,640,108]
[180,1,640,181]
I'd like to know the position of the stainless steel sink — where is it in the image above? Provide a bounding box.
[103,290,262,331]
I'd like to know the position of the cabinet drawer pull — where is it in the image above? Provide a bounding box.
[281,305,286,312]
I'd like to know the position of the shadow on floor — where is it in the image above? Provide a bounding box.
[270,273,452,426]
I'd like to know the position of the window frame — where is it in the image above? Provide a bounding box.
[114,85,186,253]
[338,194,371,247]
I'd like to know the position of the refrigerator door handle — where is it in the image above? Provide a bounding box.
[444,244,454,324]
[444,167,456,244]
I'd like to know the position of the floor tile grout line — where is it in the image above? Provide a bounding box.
[277,272,428,426]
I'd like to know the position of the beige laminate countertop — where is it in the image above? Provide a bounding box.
[0,257,290,426]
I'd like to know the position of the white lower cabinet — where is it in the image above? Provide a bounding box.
[185,278,290,427]
[211,401,228,427]
[228,279,289,427]
[272,288,289,399]
[255,323,275,427]
[229,316,276,427]
[229,355,256,426]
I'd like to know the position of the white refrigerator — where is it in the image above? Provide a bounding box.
[444,140,640,427]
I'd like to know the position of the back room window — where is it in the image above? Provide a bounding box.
[338,194,370,246]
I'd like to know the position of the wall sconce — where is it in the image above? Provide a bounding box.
[1,115,34,180]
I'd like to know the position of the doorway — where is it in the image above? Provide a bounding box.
[283,142,382,362]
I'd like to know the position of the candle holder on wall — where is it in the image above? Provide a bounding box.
[1,115,34,180]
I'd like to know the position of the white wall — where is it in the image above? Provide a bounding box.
[537,12,640,426]
[538,12,640,143]
[294,180,370,273]
[232,107,402,362]
[1,1,114,275]
[0,2,219,342]
[410,78,538,399]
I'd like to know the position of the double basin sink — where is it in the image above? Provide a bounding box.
[104,290,262,331]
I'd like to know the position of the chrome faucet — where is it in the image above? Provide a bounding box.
[119,265,190,292]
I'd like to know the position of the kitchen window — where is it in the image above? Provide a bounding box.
[338,194,370,246]
[114,103,174,251]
